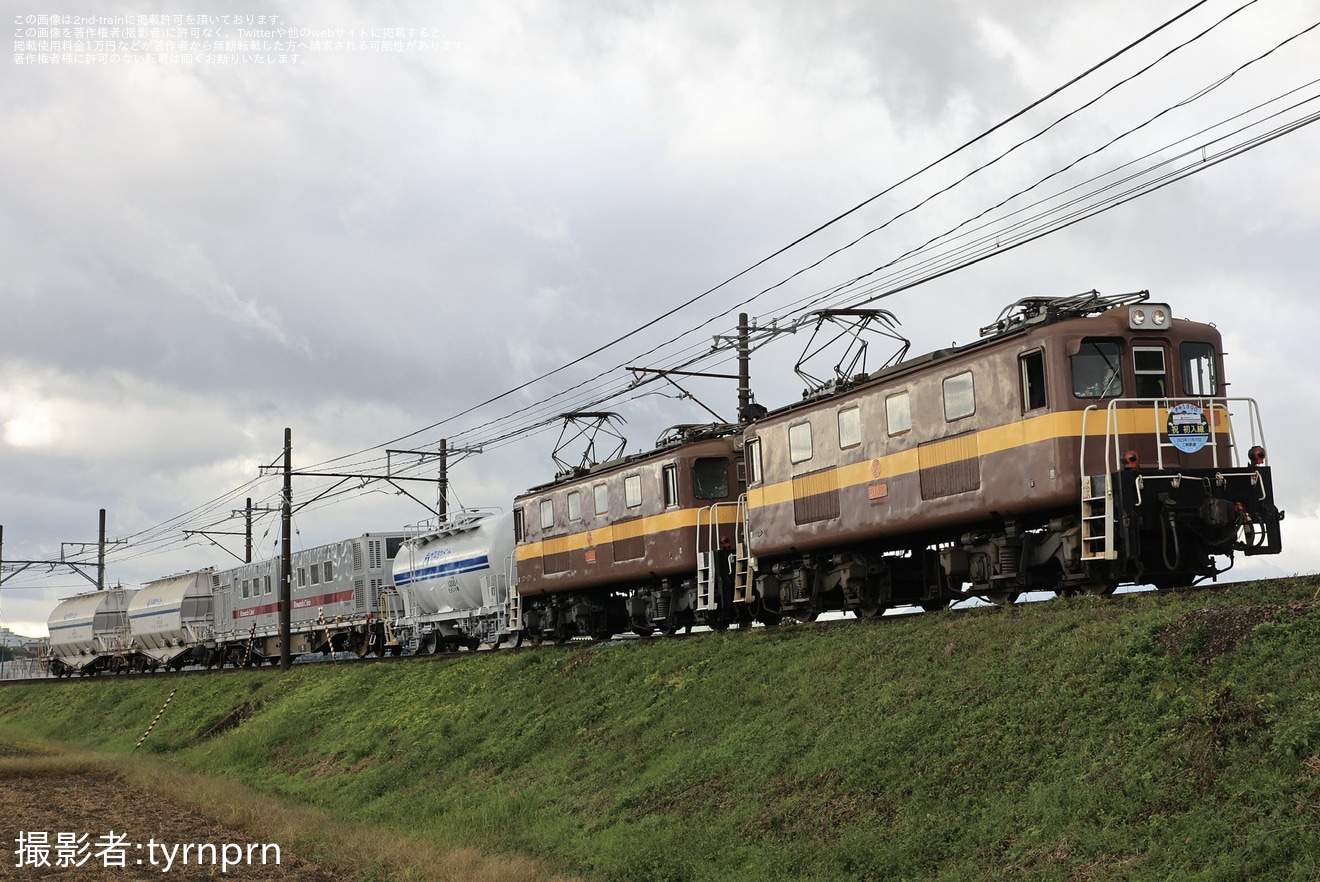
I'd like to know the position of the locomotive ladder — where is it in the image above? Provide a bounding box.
[695,500,750,612]
[1080,474,1116,561]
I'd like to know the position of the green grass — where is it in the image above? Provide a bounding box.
[4,577,1320,880]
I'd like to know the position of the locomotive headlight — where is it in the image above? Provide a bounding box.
[1129,303,1172,330]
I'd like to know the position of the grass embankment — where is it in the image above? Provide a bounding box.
[3,577,1320,881]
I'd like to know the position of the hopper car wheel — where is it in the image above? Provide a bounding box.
[388,644,403,657]
[920,600,948,612]
[505,631,524,649]
[419,633,439,655]
[633,627,655,638]
[855,603,886,619]
[707,620,729,632]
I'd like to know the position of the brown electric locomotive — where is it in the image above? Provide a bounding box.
[736,290,1282,620]
[513,428,746,640]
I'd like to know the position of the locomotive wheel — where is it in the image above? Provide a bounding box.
[979,591,1019,606]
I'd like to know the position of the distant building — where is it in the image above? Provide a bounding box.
[0,627,33,649]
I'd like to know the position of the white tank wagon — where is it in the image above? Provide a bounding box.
[126,569,220,671]
[212,532,408,664]
[45,587,137,677]
[390,510,520,653]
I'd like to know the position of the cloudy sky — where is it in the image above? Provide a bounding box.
[3,0,1318,636]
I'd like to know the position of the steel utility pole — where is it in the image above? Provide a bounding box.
[280,428,292,671]
[738,312,751,421]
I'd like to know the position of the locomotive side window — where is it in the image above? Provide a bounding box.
[624,474,642,508]
[1072,339,1123,398]
[1133,347,1167,398]
[323,562,334,583]
[298,567,306,587]
[838,406,861,449]
[693,457,730,499]
[747,438,763,484]
[513,508,525,542]
[943,372,975,421]
[663,465,679,508]
[567,490,582,521]
[593,483,609,515]
[311,565,320,585]
[789,422,813,464]
[1020,350,1047,412]
[539,499,554,530]
[1181,342,1218,395]
[264,576,272,595]
[386,536,405,559]
[886,391,911,435]
[242,579,250,599]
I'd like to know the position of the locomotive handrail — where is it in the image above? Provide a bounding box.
[1081,397,1267,475]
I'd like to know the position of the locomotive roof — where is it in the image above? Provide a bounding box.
[753,289,1203,423]
[520,424,741,495]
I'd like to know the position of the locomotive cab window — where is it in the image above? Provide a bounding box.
[789,422,813,464]
[886,391,911,435]
[838,406,861,449]
[594,483,609,515]
[1072,339,1123,398]
[1133,346,1167,399]
[539,499,554,530]
[663,465,679,508]
[746,438,763,484]
[624,474,642,508]
[1181,342,1218,396]
[693,457,730,499]
[567,490,582,521]
[943,372,975,421]
[1020,350,1047,412]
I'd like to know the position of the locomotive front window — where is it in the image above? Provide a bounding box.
[886,391,911,435]
[1072,340,1123,398]
[693,457,730,499]
[838,406,861,449]
[624,474,642,508]
[1133,347,1167,398]
[568,490,582,521]
[594,483,609,515]
[943,372,975,421]
[539,499,554,530]
[789,422,813,464]
[1181,342,1218,395]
